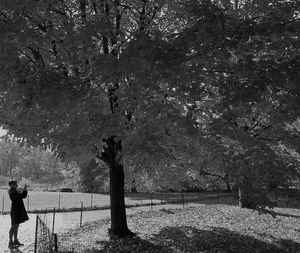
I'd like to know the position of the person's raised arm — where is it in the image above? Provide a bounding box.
[21,184,28,199]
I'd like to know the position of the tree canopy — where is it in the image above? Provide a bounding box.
[0,0,299,235]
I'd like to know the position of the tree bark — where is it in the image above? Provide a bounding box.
[224,174,231,192]
[238,186,245,208]
[109,162,133,236]
[226,181,231,192]
[238,184,255,209]
[100,137,134,237]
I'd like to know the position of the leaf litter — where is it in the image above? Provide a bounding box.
[58,203,300,253]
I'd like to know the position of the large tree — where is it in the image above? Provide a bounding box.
[0,0,212,236]
[0,0,299,235]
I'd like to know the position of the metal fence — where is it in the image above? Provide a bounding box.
[34,214,58,253]
[1,191,233,215]
[56,240,88,253]
[12,191,235,253]
[53,192,236,253]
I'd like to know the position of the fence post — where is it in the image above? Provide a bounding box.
[79,202,83,227]
[90,194,93,208]
[160,192,162,204]
[34,215,38,253]
[140,192,143,205]
[2,195,4,214]
[58,194,61,209]
[27,194,29,211]
[181,192,185,208]
[53,233,58,252]
[52,208,56,234]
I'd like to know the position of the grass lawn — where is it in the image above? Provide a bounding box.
[0,190,158,212]
[57,199,300,253]
[0,189,228,213]
[0,189,113,212]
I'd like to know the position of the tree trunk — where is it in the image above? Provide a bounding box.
[101,137,134,237]
[224,174,231,192]
[238,185,255,209]
[131,178,138,193]
[238,186,245,208]
[226,182,231,192]
[109,162,134,237]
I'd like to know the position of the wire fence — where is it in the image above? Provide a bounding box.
[5,189,298,252]
[1,191,235,253]
[0,191,106,214]
[32,208,96,253]
[56,239,88,253]
[34,214,57,253]
[0,190,233,215]
[28,189,300,253]
[31,192,235,253]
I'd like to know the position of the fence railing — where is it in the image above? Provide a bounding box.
[26,192,235,253]
[1,191,234,215]
[55,192,235,253]
[34,214,58,253]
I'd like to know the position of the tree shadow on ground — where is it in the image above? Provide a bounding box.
[8,248,24,253]
[203,198,300,219]
[95,226,300,253]
[95,236,173,253]
[151,226,300,253]
[257,208,300,219]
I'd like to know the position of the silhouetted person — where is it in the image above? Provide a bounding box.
[8,180,29,249]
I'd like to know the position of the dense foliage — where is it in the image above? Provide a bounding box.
[80,158,109,192]
[0,0,299,235]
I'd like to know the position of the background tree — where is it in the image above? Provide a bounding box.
[60,161,82,190]
[80,158,109,193]
[193,0,300,208]
[0,139,66,187]
[0,140,22,178]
